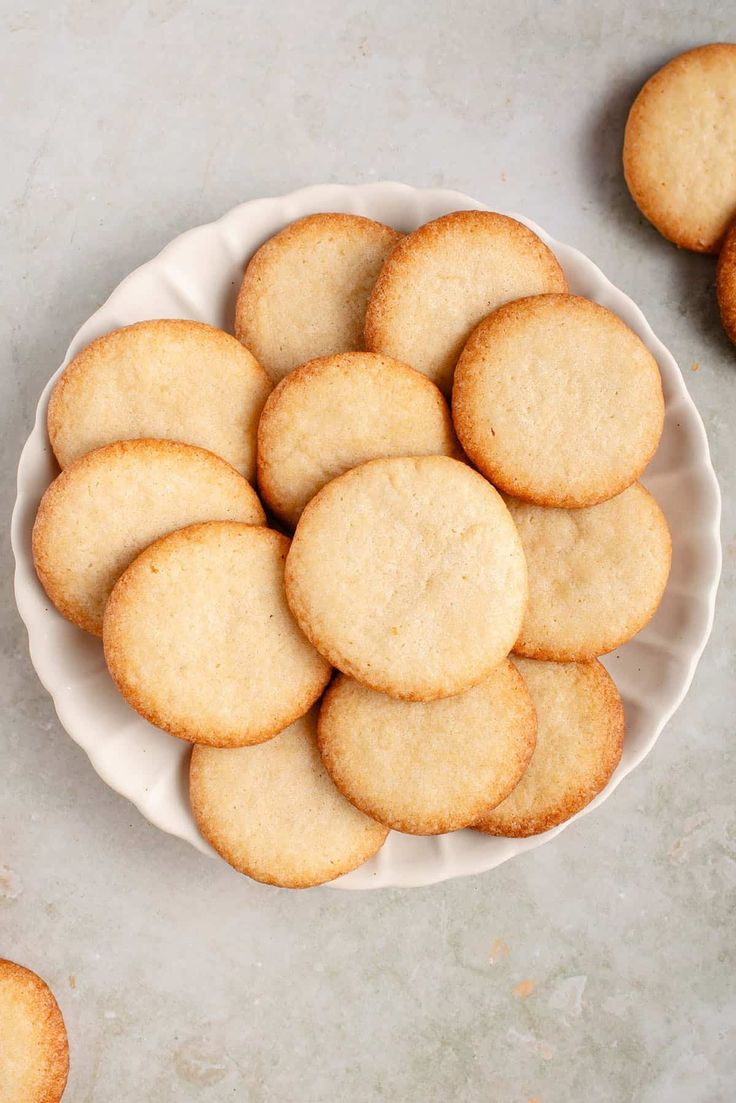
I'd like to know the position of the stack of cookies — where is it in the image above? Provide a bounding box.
[33,207,671,888]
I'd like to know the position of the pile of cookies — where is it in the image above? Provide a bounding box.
[623,42,736,344]
[33,207,671,888]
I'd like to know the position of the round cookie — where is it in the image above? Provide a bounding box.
[285,455,527,701]
[32,439,265,636]
[452,294,664,508]
[364,210,567,394]
[257,351,458,527]
[475,658,624,837]
[318,662,536,835]
[190,710,389,887]
[716,219,736,344]
[47,319,272,480]
[104,523,331,747]
[508,483,671,661]
[623,44,736,253]
[234,213,402,382]
[0,959,69,1103]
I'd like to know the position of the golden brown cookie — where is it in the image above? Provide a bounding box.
[0,959,69,1103]
[47,319,272,480]
[190,709,389,887]
[364,210,567,394]
[33,439,265,636]
[475,658,624,837]
[452,294,664,508]
[103,523,331,747]
[623,44,736,252]
[508,483,671,661]
[716,219,736,344]
[285,455,527,701]
[234,213,402,382]
[257,351,458,527]
[318,662,536,835]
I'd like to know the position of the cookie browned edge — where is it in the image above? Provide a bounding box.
[364,209,568,354]
[256,351,459,528]
[0,958,69,1102]
[452,294,665,508]
[189,740,389,889]
[32,439,265,638]
[717,219,736,344]
[474,659,625,837]
[283,456,528,702]
[512,482,672,662]
[623,43,736,254]
[103,522,330,748]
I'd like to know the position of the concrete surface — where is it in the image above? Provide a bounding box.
[2,2,734,1100]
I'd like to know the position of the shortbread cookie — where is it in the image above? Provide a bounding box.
[452,294,664,508]
[33,439,265,635]
[318,662,536,834]
[475,658,624,836]
[257,351,458,526]
[623,44,736,252]
[508,483,671,661]
[47,319,272,480]
[285,455,527,700]
[0,959,69,1103]
[104,523,331,747]
[364,210,567,394]
[190,710,388,887]
[234,213,402,382]
[717,219,736,344]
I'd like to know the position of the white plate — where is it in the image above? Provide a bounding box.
[12,183,722,890]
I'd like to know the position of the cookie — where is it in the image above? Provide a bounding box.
[623,44,736,253]
[318,662,536,835]
[47,319,272,481]
[508,483,671,661]
[452,294,664,508]
[716,219,736,344]
[190,709,388,887]
[257,351,458,527]
[104,523,331,747]
[364,210,567,394]
[0,959,69,1103]
[475,658,624,837]
[32,439,265,636]
[234,213,402,382]
[285,455,527,700]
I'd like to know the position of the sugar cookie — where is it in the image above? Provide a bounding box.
[717,219,736,344]
[0,959,69,1103]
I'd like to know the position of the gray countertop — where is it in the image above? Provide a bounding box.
[3,2,734,1100]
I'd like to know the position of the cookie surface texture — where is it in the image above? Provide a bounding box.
[475,658,624,836]
[0,959,69,1103]
[257,351,458,526]
[318,662,536,834]
[508,483,671,661]
[103,523,331,747]
[364,210,567,394]
[47,319,272,480]
[234,213,402,382]
[716,219,736,344]
[190,710,388,887]
[452,294,664,508]
[285,455,528,700]
[623,43,736,252]
[32,439,265,636]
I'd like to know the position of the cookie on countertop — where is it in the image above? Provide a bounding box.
[623,43,736,252]
[190,709,389,887]
[452,294,664,508]
[234,213,402,383]
[717,219,736,344]
[364,210,567,394]
[257,351,458,527]
[0,959,69,1103]
[475,658,624,837]
[32,439,265,636]
[103,523,331,747]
